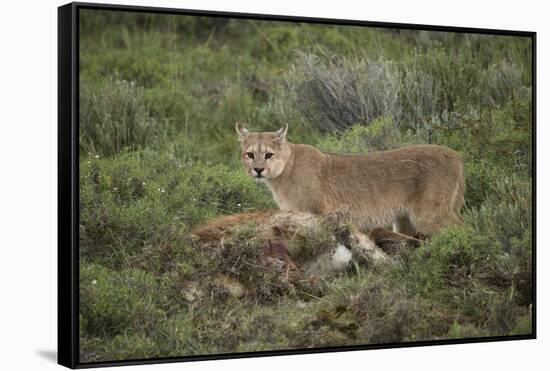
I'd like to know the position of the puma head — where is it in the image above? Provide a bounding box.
[236,123,291,181]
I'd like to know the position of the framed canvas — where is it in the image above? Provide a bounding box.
[58,2,536,368]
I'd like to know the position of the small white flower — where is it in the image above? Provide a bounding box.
[94,155,100,159]
[237,203,241,207]
[113,187,118,191]
[91,280,97,285]
[142,182,146,186]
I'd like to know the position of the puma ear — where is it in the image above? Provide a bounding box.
[235,123,250,142]
[274,123,288,142]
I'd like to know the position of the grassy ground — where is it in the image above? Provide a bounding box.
[78,9,533,362]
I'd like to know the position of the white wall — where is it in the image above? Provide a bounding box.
[0,0,545,370]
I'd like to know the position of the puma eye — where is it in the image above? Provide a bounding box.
[246,152,255,159]
[265,153,273,160]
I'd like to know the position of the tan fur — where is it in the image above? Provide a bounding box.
[192,211,274,242]
[236,123,465,236]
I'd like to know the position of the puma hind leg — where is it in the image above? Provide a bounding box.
[392,214,416,237]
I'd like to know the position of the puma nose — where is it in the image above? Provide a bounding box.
[254,168,265,175]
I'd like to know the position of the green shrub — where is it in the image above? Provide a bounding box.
[402,225,500,296]
[81,334,160,363]
[277,43,531,141]
[463,159,504,209]
[509,313,533,335]
[318,118,400,153]
[79,151,274,267]
[393,182,532,327]
[288,53,402,132]
[446,321,487,339]
[467,175,531,251]
[80,79,168,156]
[80,264,168,337]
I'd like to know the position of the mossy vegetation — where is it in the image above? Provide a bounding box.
[78,9,533,362]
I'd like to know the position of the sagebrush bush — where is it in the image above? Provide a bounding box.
[80,79,167,156]
[287,52,402,132]
[399,56,441,131]
[278,47,531,139]
[467,175,531,253]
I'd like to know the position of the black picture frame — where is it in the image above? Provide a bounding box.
[58,2,537,369]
